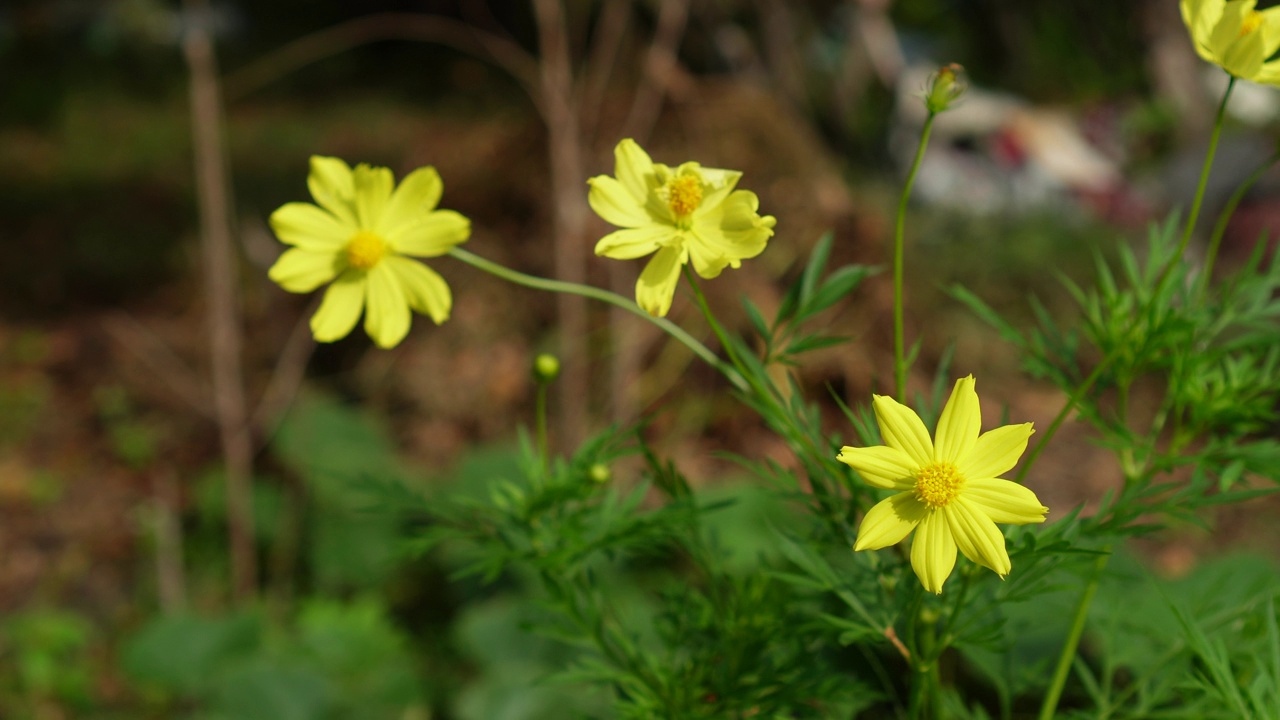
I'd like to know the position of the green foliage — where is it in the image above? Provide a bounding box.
[0,609,96,712]
[122,599,425,719]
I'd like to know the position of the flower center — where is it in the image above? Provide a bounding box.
[1240,10,1264,37]
[662,174,703,219]
[346,230,387,270]
[914,462,964,509]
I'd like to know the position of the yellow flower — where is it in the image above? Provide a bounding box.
[587,139,777,317]
[1181,0,1280,84]
[837,376,1049,594]
[268,156,470,348]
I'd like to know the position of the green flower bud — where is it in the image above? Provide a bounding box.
[532,353,560,383]
[924,63,966,115]
[588,463,611,484]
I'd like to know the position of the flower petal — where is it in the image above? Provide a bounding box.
[387,210,471,257]
[589,175,652,227]
[935,375,980,464]
[310,270,365,342]
[353,164,394,229]
[364,263,411,348]
[964,478,1048,525]
[910,510,957,594]
[692,167,742,215]
[268,247,344,293]
[377,166,443,236]
[854,492,927,551]
[269,203,352,250]
[837,445,918,490]
[307,156,357,225]
[872,394,935,468]
[384,256,451,325]
[614,139,655,202]
[687,191,774,278]
[594,225,671,260]
[946,498,1012,577]
[635,244,686,317]
[959,423,1034,481]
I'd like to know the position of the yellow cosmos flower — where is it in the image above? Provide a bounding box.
[1181,0,1280,84]
[268,156,471,349]
[837,376,1049,594]
[587,139,777,317]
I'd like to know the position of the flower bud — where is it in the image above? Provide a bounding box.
[924,63,966,115]
[532,353,560,383]
[588,463,611,484]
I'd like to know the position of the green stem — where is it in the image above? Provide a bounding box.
[535,381,549,475]
[448,247,746,391]
[1154,76,1234,296]
[1038,546,1111,720]
[894,112,937,402]
[1201,147,1279,293]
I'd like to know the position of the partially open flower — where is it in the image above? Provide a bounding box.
[1181,0,1280,84]
[588,139,776,317]
[267,156,470,348]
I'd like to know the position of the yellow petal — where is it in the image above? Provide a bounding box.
[687,191,774,278]
[1254,57,1280,85]
[268,247,343,293]
[310,270,365,342]
[964,478,1048,525]
[872,395,935,468]
[307,156,357,225]
[635,245,685,317]
[934,376,980,463]
[853,492,927,551]
[1182,0,1222,59]
[1210,0,1251,56]
[959,422,1034,480]
[353,164,394,229]
[614,139,655,201]
[384,256,451,325]
[269,203,352,250]
[387,210,471,257]
[1224,25,1267,78]
[910,510,957,594]
[691,167,742,214]
[837,445,918,490]
[378,166,443,236]
[364,263,411,348]
[946,499,1012,577]
[588,175,651,227]
[594,225,671,260]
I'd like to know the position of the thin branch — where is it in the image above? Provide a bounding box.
[183,0,257,603]
[251,295,320,449]
[623,0,690,140]
[221,12,543,112]
[102,313,212,418]
[578,0,633,143]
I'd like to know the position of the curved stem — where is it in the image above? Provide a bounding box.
[1038,547,1111,720]
[894,112,937,402]
[447,248,746,390]
[1201,147,1279,293]
[1154,76,1235,295]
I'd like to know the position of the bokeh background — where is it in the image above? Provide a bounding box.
[2,0,1279,717]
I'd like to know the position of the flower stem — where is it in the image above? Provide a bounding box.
[1038,546,1110,720]
[894,111,937,402]
[1014,359,1108,485]
[535,380,550,475]
[1201,147,1279,294]
[448,247,747,391]
[1154,75,1234,295]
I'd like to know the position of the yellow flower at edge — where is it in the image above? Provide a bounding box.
[837,376,1049,594]
[587,139,777,317]
[1181,0,1280,84]
[268,156,471,348]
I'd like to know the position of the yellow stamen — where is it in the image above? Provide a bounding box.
[914,462,964,509]
[1241,10,1264,37]
[663,175,703,218]
[346,230,387,270]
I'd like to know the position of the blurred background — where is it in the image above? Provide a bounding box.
[2,0,1279,717]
